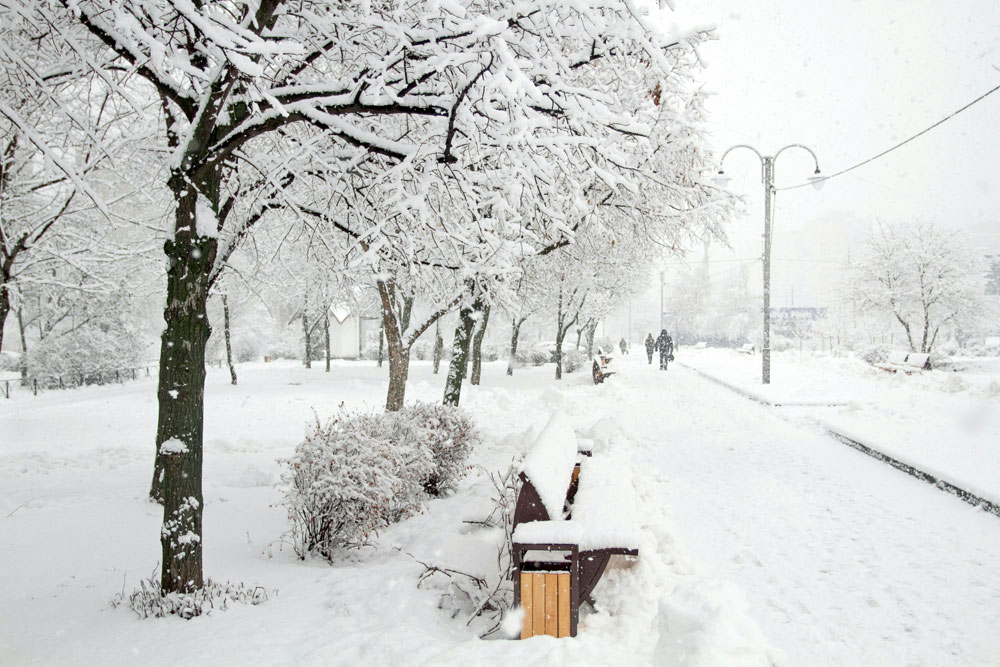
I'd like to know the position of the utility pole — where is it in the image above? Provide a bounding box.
[716,144,822,385]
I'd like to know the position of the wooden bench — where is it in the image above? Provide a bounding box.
[511,414,639,639]
[878,351,931,373]
[591,350,616,384]
[736,343,755,355]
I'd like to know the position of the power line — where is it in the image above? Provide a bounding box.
[778,82,1000,191]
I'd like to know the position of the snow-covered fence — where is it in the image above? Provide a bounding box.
[2,364,156,397]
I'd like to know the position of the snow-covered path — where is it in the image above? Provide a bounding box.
[612,354,1000,666]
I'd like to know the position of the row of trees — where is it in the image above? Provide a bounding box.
[1,1,730,596]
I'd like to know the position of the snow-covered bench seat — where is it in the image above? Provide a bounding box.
[511,414,639,638]
[878,351,931,373]
[592,350,616,384]
[737,343,755,355]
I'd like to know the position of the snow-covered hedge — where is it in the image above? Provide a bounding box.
[281,403,479,561]
[405,402,479,496]
[27,323,144,383]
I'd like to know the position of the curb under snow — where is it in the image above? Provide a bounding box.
[677,361,1000,519]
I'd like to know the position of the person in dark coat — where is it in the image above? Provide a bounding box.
[619,337,628,355]
[653,329,674,370]
[644,333,655,364]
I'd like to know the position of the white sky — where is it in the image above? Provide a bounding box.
[660,0,1000,306]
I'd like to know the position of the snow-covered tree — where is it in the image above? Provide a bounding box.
[843,221,990,354]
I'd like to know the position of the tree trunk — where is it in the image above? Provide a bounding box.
[324,311,331,372]
[377,280,411,411]
[222,294,237,385]
[0,284,9,358]
[555,327,566,380]
[16,304,28,383]
[575,327,582,350]
[377,319,385,368]
[443,292,479,406]
[585,320,597,359]
[302,306,312,369]
[507,317,524,376]
[470,303,491,386]
[432,322,443,375]
[150,174,218,594]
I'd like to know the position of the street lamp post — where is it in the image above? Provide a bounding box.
[716,144,822,384]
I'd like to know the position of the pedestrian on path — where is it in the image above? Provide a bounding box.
[619,337,628,355]
[654,329,673,370]
[644,333,655,364]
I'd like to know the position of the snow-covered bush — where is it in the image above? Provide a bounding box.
[281,404,478,560]
[27,321,144,384]
[405,402,480,496]
[110,576,269,620]
[859,344,891,366]
[562,350,585,373]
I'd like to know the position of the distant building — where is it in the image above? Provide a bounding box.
[769,307,827,338]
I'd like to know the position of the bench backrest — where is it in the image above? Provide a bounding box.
[886,350,909,365]
[517,413,578,524]
[906,352,931,369]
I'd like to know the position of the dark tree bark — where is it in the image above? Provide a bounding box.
[302,304,312,369]
[149,172,219,594]
[0,285,8,359]
[377,280,410,412]
[585,318,598,359]
[16,304,28,383]
[324,310,331,372]
[554,286,581,380]
[222,294,237,385]
[507,316,527,376]
[377,319,385,368]
[443,287,480,406]
[432,322,444,374]
[470,302,491,386]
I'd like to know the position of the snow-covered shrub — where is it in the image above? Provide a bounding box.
[562,350,585,373]
[281,412,428,560]
[405,402,480,496]
[412,340,431,360]
[281,403,478,560]
[110,576,269,620]
[28,321,144,384]
[859,344,891,366]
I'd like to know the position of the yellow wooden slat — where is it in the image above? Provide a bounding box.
[557,573,571,638]
[532,573,545,637]
[544,573,558,636]
[520,573,533,639]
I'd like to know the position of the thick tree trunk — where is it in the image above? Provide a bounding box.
[150,174,218,594]
[443,294,478,406]
[324,311,331,372]
[222,294,237,385]
[555,328,566,380]
[16,304,28,383]
[0,285,9,358]
[377,319,385,368]
[585,320,597,359]
[376,280,411,411]
[507,317,524,376]
[302,306,312,369]
[470,303,491,386]
[432,322,443,375]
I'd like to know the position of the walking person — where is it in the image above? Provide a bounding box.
[619,337,628,355]
[644,333,655,365]
[654,329,674,370]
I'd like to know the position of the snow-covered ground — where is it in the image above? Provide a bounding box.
[677,347,1000,507]
[2,351,999,666]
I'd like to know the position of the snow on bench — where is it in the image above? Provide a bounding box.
[512,413,640,639]
[737,343,756,355]
[878,351,931,373]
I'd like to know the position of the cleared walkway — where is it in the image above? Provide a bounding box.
[613,354,1000,666]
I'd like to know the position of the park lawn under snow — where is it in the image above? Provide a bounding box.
[2,351,1000,666]
[676,347,1000,506]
